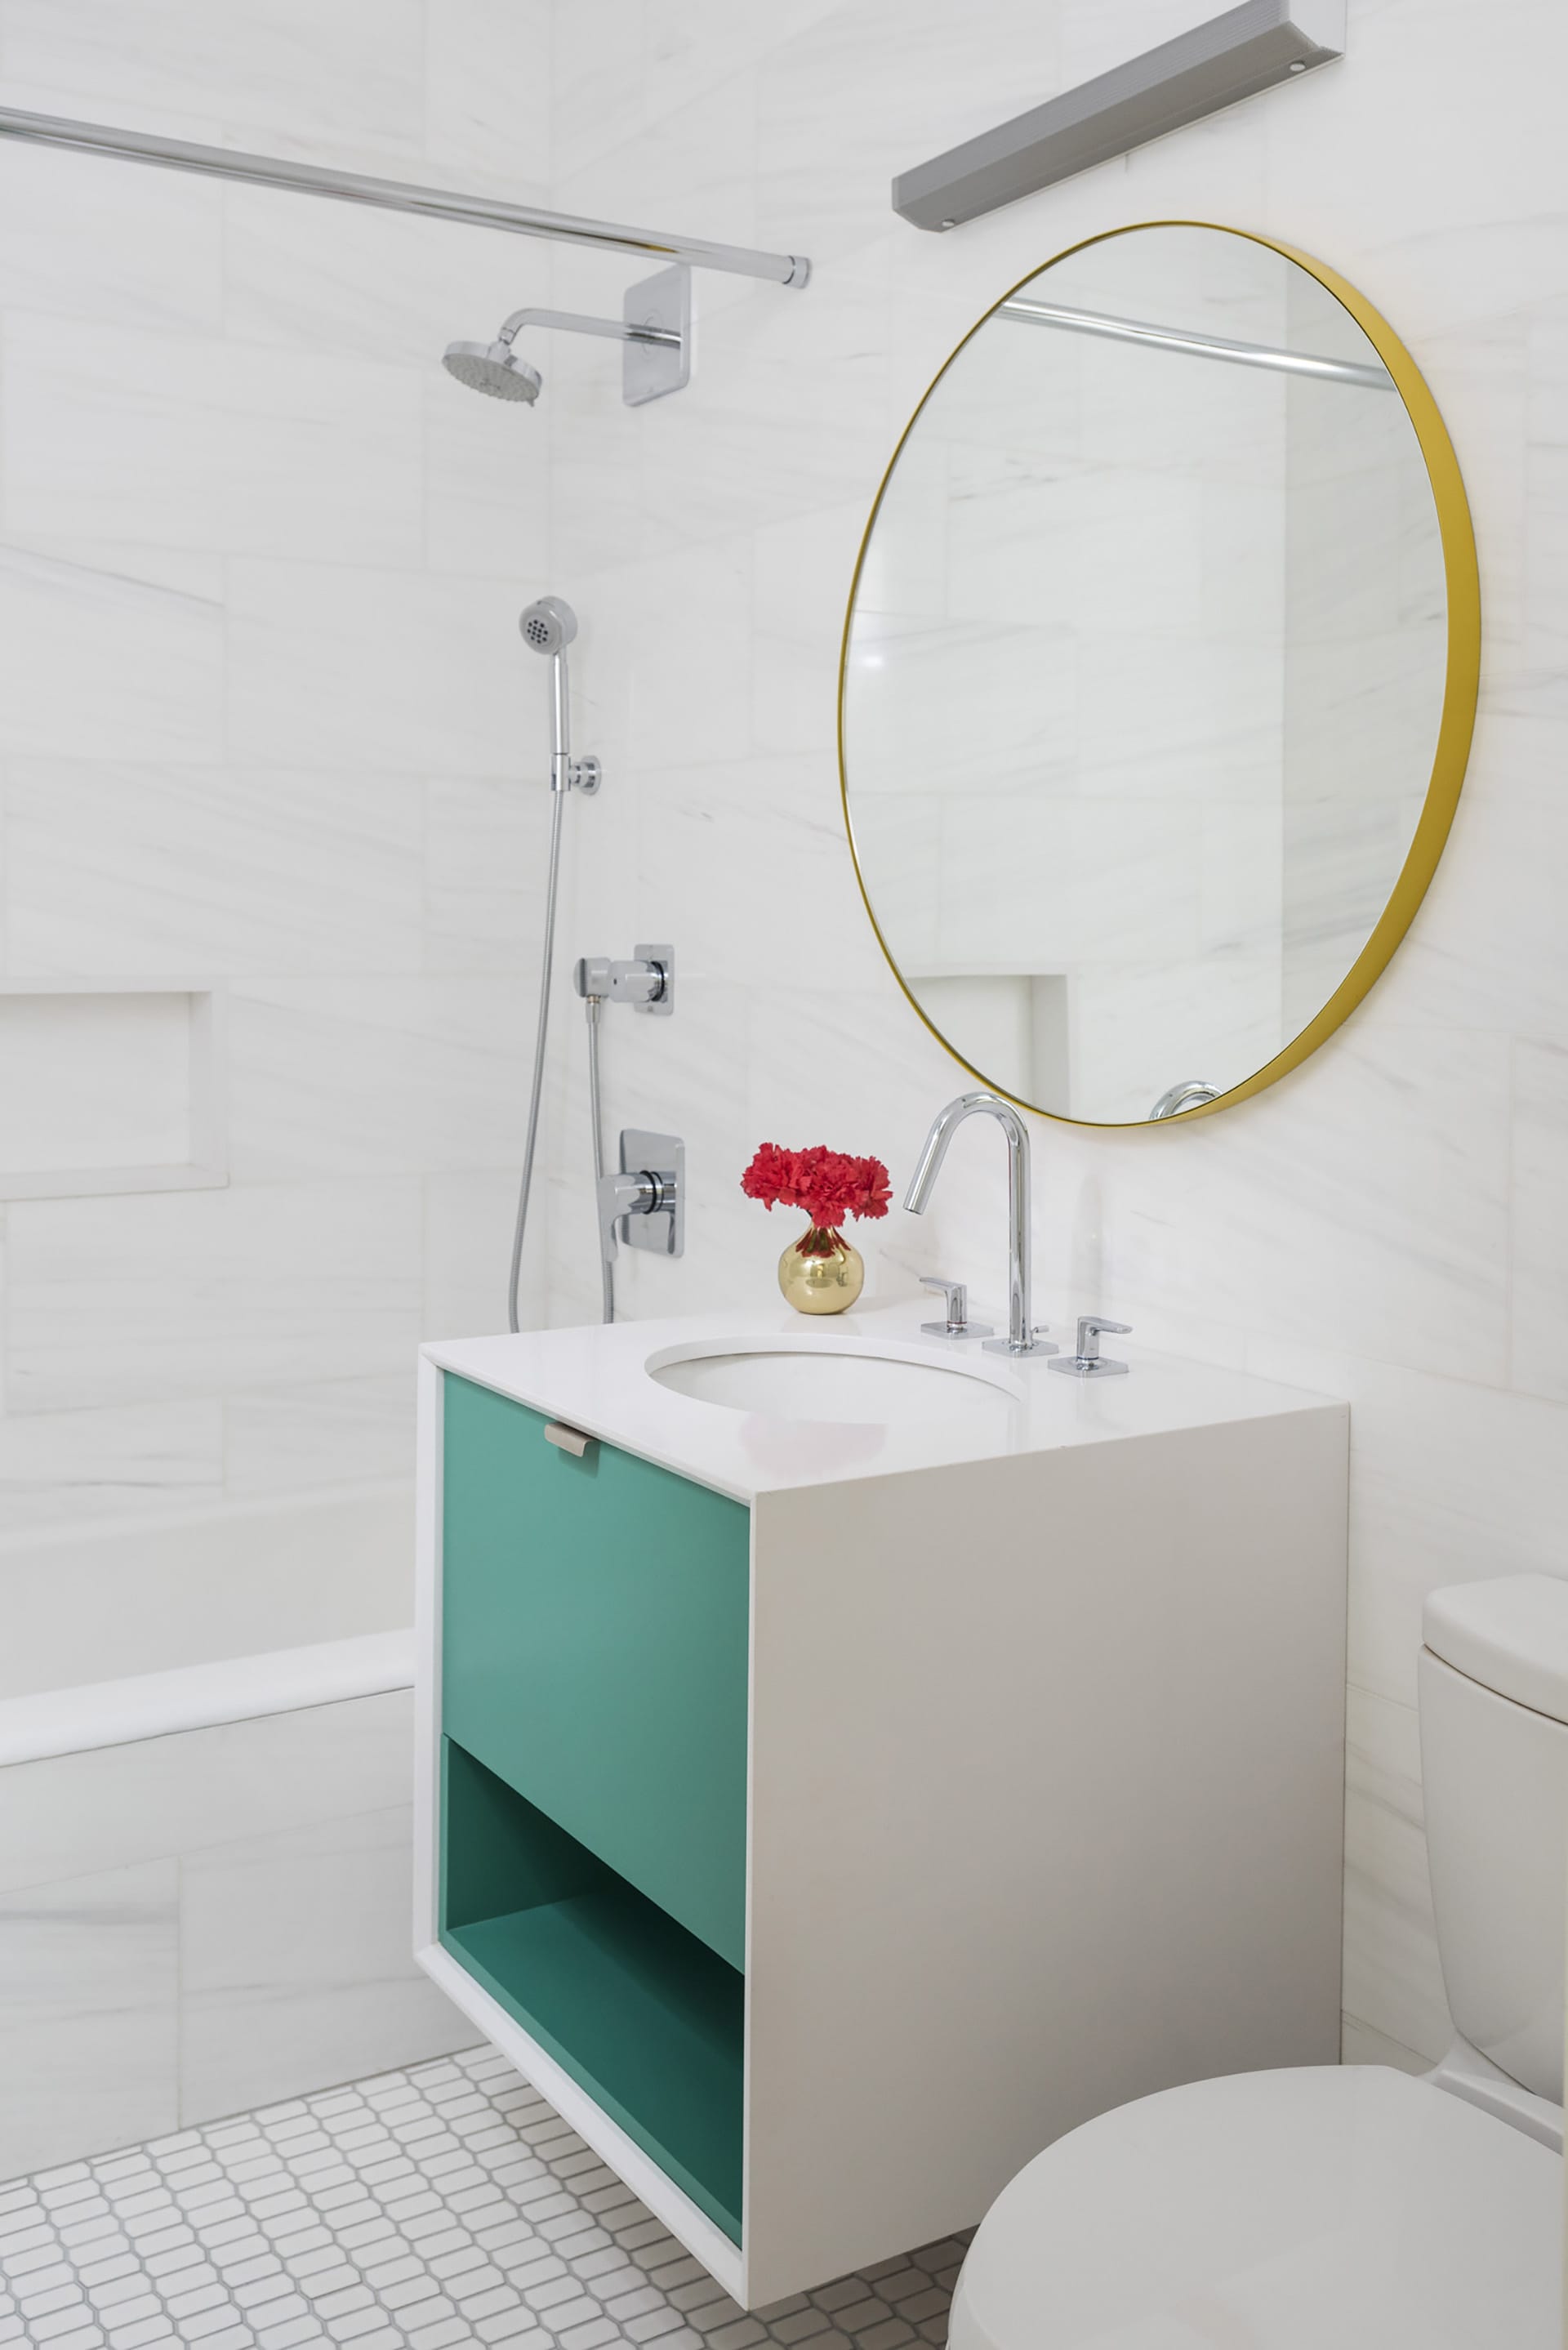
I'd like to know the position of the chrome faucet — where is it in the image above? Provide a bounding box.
[902,1092,1057,1358]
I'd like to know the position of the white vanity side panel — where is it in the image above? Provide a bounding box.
[741,1403,1348,2305]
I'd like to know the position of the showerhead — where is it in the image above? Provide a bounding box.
[442,338,542,404]
[519,596,578,657]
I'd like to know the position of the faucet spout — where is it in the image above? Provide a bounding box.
[903,1091,1054,1358]
[902,1090,973,1215]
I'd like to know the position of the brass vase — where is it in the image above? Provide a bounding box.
[777,1224,864,1315]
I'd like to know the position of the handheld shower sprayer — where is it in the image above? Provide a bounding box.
[506,595,603,1336]
[518,595,577,657]
[517,598,599,798]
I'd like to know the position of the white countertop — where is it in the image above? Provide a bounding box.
[423,1303,1341,1506]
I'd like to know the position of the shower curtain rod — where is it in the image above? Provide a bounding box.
[1001,296,1392,388]
[0,104,811,288]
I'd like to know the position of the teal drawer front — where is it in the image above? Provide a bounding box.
[440,1373,750,1970]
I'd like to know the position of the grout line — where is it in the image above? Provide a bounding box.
[1,2044,967,2350]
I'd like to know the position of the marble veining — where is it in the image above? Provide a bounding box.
[179,1805,471,2129]
[0,1860,180,2178]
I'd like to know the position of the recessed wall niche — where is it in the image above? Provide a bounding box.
[0,980,228,1200]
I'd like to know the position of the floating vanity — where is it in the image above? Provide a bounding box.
[414,1307,1348,2306]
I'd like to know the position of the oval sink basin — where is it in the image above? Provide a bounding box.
[646,1340,1020,1435]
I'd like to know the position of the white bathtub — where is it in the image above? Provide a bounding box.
[0,1478,475,2181]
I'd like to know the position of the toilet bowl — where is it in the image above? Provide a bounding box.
[949,2065,1559,2348]
[949,1574,1568,2348]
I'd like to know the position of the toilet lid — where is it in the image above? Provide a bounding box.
[951,2067,1561,2349]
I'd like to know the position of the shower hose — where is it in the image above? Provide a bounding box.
[506,787,613,1332]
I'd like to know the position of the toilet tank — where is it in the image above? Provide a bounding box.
[1419,1574,1568,2103]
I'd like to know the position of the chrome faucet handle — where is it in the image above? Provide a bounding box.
[596,1166,657,1264]
[919,1276,993,1340]
[596,1130,684,1276]
[1050,1316,1132,1379]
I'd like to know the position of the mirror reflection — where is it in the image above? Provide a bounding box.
[841,224,1452,1125]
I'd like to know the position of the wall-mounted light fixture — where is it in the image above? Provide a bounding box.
[893,0,1344,231]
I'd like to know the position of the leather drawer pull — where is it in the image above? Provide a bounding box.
[543,1420,595,1459]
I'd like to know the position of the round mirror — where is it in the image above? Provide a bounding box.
[840,222,1478,1126]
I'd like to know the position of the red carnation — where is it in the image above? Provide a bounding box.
[741,1143,892,1232]
[740,1142,800,1211]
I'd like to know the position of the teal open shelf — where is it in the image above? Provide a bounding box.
[439,1737,744,2245]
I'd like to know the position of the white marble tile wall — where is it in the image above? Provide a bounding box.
[0,2,556,1605]
[533,0,1568,2067]
[0,1691,476,2180]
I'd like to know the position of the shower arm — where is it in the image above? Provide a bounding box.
[497,305,680,351]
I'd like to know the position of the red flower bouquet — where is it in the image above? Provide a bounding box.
[742,1142,891,1313]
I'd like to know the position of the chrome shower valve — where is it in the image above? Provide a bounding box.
[598,1129,684,1274]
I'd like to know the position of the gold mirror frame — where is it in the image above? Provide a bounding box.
[838,221,1481,1129]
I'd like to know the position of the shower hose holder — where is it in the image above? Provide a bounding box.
[573,947,674,1016]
